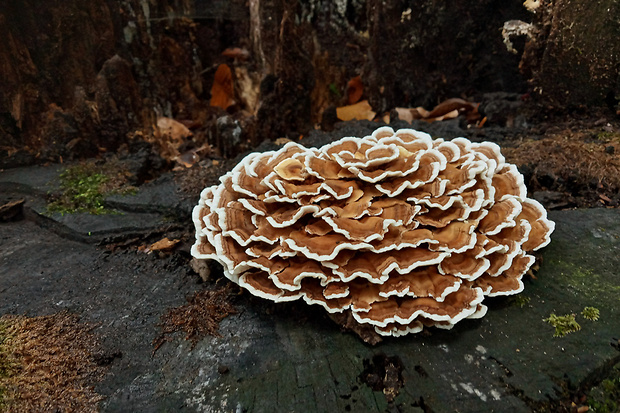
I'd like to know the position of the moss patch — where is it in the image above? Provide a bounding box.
[546,257,620,301]
[0,312,105,412]
[581,306,600,321]
[587,363,620,413]
[509,295,531,308]
[47,159,135,215]
[543,313,582,338]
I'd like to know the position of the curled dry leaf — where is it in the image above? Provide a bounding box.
[176,150,200,168]
[144,117,193,161]
[146,237,181,253]
[210,64,235,110]
[396,98,480,124]
[191,127,554,338]
[426,98,477,119]
[157,117,192,141]
[336,100,376,122]
[221,47,250,61]
[346,76,364,104]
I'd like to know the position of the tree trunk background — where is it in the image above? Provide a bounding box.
[0,0,618,166]
[521,0,620,110]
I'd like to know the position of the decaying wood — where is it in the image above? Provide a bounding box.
[1,0,617,166]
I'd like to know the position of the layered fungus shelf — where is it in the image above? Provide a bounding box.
[192,127,555,337]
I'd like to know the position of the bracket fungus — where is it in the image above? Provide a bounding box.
[191,127,555,338]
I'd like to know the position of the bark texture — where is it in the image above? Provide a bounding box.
[0,0,617,165]
[521,0,620,110]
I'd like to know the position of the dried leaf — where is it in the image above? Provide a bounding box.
[426,98,478,118]
[336,100,376,121]
[157,117,192,143]
[176,151,199,168]
[148,237,181,253]
[346,76,364,104]
[394,99,480,124]
[425,109,459,123]
[210,64,235,110]
[394,108,414,123]
[394,107,429,123]
[221,47,250,61]
[150,117,193,161]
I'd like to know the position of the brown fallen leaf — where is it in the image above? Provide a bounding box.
[176,151,200,168]
[394,108,416,123]
[336,100,376,121]
[426,98,479,119]
[221,47,250,61]
[599,193,612,203]
[157,117,192,142]
[147,237,181,253]
[424,109,459,123]
[210,64,235,110]
[346,75,364,104]
[151,117,193,161]
[394,98,480,124]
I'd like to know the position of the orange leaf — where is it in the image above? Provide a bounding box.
[148,237,181,253]
[346,76,364,104]
[210,64,235,109]
[336,100,376,121]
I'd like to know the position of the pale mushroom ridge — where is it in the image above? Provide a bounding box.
[191,127,555,337]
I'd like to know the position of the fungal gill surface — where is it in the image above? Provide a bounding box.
[191,127,555,337]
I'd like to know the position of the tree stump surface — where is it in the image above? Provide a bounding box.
[1,165,619,412]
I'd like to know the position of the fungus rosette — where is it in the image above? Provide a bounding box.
[191,127,554,337]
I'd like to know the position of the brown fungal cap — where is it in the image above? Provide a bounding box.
[191,127,555,338]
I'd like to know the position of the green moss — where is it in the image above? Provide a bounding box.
[329,83,341,97]
[47,161,135,215]
[509,295,531,308]
[582,306,600,321]
[587,364,620,413]
[543,313,581,337]
[547,258,620,301]
[596,131,620,142]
